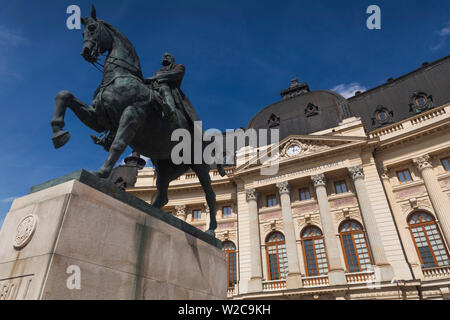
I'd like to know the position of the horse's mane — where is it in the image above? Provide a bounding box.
[100,19,143,78]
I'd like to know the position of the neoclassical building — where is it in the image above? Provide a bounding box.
[126,55,450,300]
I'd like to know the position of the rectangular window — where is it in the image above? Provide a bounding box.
[397,169,413,184]
[222,206,232,218]
[299,188,311,201]
[334,181,348,194]
[192,209,202,221]
[442,157,450,172]
[267,194,277,207]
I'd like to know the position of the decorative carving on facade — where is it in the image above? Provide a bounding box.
[297,213,321,229]
[175,205,187,219]
[348,165,365,181]
[381,167,390,180]
[203,202,210,215]
[305,103,319,117]
[246,188,258,201]
[276,181,290,195]
[409,91,434,114]
[400,198,433,216]
[396,186,426,199]
[280,139,331,159]
[413,155,433,171]
[371,105,394,127]
[331,196,358,209]
[13,214,38,249]
[334,208,361,224]
[263,220,284,235]
[267,113,280,128]
[311,174,326,187]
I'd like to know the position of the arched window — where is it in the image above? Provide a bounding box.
[265,232,288,280]
[339,220,373,273]
[408,212,450,268]
[301,226,329,276]
[222,241,237,287]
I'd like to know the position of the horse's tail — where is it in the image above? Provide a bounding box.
[217,164,226,177]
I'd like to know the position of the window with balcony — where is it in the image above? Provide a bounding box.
[265,232,288,280]
[222,206,232,218]
[441,157,450,172]
[408,212,450,269]
[397,169,413,184]
[339,220,373,273]
[299,188,311,201]
[192,209,202,222]
[334,181,348,194]
[267,194,277,207]
[223,241,238,287]
[301,226,329,276]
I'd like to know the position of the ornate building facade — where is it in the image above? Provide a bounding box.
[127,55,450,300]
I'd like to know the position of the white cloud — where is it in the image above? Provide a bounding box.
[0,25,26,47]
[330,83,367,99]
[0,196,18,203]
[431,21,450,51]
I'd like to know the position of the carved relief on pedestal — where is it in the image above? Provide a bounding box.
[13,214,38,249]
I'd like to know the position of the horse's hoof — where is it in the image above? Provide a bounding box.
[52,130,71,149]
[205,229,216,238]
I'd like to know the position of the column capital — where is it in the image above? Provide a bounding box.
[246,188,258,202]
[348,165,365,181]
[276,181,290,195]
[203,202,210,214]
[311,174,326,187]
[380,167,390,180]
[413,155,432,171]
[175,204,187,219]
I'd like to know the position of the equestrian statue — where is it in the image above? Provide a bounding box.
[50,6,225,236]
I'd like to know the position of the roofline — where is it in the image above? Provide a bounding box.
[347,54,450,101]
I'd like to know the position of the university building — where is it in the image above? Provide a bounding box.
[126,55,450,300]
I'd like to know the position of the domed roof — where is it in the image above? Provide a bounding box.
[246,79,351,142]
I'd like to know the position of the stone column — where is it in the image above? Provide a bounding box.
[175,205,187,222]
[204,203,210,230]
[413,155,450,244]
[380,169,423,279]
[246,188,263,292]
[348,165,394,281]
[311,174,346,285]
[276,181,302,289]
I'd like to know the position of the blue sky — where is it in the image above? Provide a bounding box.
[0,0,449,226]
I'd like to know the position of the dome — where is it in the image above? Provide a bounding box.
[246,79,351,142]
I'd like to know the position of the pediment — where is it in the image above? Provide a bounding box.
[233,134,367,174]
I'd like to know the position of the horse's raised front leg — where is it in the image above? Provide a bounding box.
[91,105,146,178]
[51,90,104,149]
[191,164,217,237]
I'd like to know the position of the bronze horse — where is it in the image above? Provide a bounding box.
[51,6,224,236]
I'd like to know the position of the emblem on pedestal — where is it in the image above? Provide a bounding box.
[13,214,38,249]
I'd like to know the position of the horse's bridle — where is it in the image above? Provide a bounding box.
[83,20,142,78]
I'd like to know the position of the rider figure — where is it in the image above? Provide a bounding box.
[144,53,199,127]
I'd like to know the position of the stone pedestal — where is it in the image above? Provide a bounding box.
[0,170,226,300]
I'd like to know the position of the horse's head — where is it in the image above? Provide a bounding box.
[80,6,112,63]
